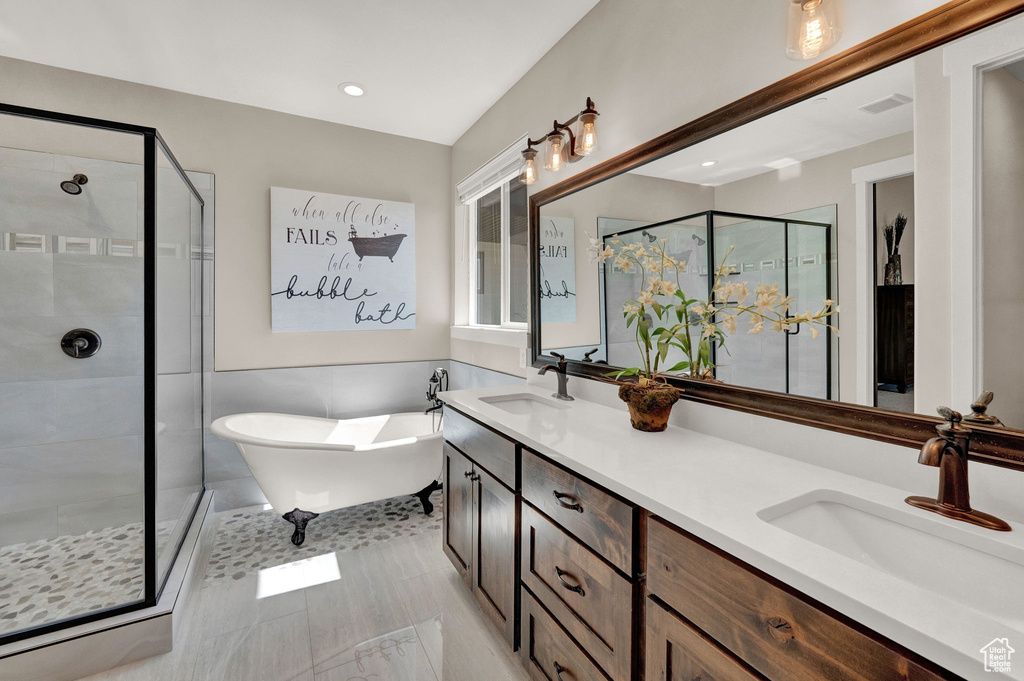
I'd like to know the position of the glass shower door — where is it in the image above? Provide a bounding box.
[0,107,206,645]
[712,216,788,392]
[786,220,831,399]
[0,120,147,638]
[709,212,831,397]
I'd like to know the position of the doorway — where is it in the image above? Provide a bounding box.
[873,175,916,412]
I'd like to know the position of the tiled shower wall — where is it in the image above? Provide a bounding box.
[0,144,214,549]
[0,148,146,548]
[205,360,523,510]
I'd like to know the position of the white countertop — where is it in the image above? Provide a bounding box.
[440,384,1024,681]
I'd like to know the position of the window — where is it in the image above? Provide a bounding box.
[469,175,528,327]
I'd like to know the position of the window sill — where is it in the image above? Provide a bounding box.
[450,325,528,348]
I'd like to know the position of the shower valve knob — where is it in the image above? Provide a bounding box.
[61,328,101,358]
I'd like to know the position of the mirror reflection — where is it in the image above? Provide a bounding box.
[537,37,1024,430]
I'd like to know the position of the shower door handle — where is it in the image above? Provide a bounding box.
[61,328,102,358]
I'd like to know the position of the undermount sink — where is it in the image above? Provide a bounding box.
[759,490,1024,627]
[479,392,572,416]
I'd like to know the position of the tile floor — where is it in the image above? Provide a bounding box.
[77,495,530,681]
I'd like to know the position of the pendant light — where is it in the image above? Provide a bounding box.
[786,0,841,61]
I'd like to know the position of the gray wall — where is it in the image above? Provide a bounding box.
[983,67,1024,429]
[204,360,523,511]
[0,147,137,547]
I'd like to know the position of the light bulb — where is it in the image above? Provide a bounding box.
[520,149,538,185]
[574,112,598,156]
[786,0,841,61]
[544,132,565,172]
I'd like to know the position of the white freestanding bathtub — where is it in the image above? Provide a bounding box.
[211,411,443,545]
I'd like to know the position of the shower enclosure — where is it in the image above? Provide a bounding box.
[0,103,208,645]
[600,210,833,399]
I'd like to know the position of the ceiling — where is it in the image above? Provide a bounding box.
[632,59,915,187]
[0,0,600,145]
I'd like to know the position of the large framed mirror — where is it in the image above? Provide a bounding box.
[530,0,1024,469]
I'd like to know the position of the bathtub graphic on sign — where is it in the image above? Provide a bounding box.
[270,187,416,332]
[347,227,407,262]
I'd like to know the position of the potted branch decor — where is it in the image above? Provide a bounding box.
[589,235,838,432]
[883,212,908,286]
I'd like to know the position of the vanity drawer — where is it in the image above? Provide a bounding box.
[522,448,633,574]
[521,590,608,681]
[522,503,632,681]
[647,518,954,681]
[647,597,761,681]
[443,406,517,488]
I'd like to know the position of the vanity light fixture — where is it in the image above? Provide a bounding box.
[786,0,842,61]
[338,82,365,97]
[518,97,599,186]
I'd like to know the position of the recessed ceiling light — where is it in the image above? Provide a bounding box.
[338,82,365,97]
[813,96,829,103]
[701,160,717,167]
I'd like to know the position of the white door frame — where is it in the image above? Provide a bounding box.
[945,14,1024,410]
[851,154,914,406]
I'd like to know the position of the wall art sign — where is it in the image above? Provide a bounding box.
[539,216,576,323]
[270,187,416,332]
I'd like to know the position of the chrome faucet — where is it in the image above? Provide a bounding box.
[538,352,574,401]
[905,407,1011,531]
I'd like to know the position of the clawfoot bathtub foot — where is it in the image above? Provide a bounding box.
[282,508,319,546]
[414,480,442,515]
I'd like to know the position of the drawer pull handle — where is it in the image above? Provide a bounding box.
[552,491,584,513]
[554,566,585,596]
[553,661,568,681]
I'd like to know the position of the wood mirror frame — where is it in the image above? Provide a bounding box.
[529,0,1024,471]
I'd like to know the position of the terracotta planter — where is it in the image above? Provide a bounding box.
[618,384,680,432]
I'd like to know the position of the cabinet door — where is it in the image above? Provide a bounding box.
[443,443,473,584]
[473,464,518,647]
[648,598,760,681]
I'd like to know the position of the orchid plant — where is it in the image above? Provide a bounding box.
[589,234,838,388]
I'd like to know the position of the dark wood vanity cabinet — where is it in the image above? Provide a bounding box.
[441,410,518,648]
[646,518,960,681]
[441,408,963,681]
[442,443,474,581]
[519,448,642,681]
[647,598,760,681]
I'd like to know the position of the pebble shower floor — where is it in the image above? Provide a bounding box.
[0,490,441,637]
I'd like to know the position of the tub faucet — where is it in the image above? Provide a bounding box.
[425,367,448,415]
[539,352,574,401]
[905,407,1011,531]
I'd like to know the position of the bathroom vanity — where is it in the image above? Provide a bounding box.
[439,386,1024,681]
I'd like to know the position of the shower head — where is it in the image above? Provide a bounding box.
[691,233,706,246]
[60,174,88,195]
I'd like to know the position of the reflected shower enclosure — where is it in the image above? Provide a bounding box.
[0,103,208,644]
[598,210,833,399]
